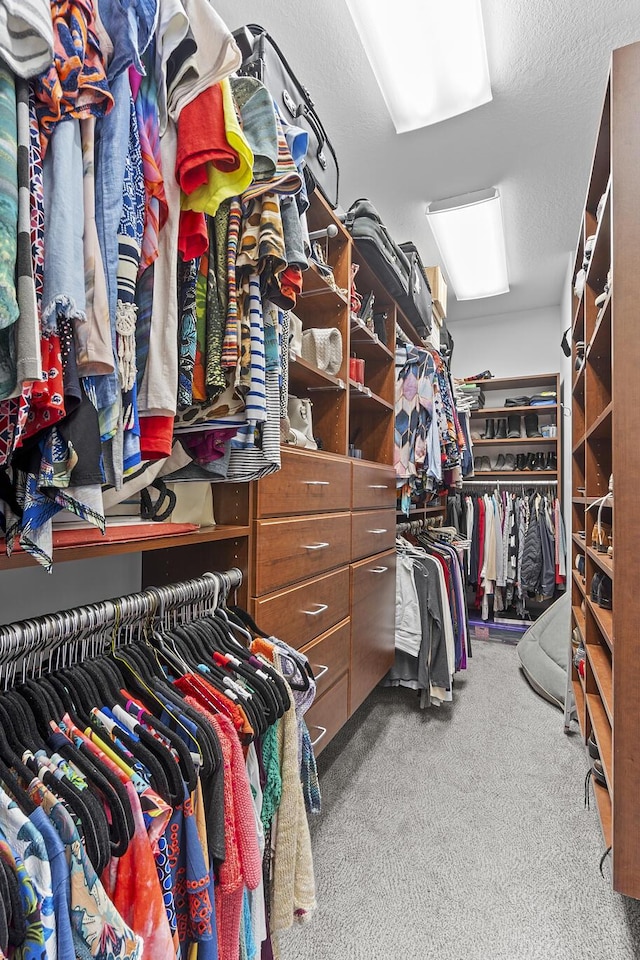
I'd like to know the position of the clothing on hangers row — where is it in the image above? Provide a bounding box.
[448,486,566,620]
[0,570,319,960]
[384,527,471,709]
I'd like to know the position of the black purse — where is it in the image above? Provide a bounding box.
[233,24,340,209]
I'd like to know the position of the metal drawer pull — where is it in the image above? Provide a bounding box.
[302,603,329,616]
[309,725,327,748]
[368,484,388,489]
[369,566,388,574]
[303,541,330,550]
[368,528,388,534]
[312,664,329,680]
[305,480,330,486]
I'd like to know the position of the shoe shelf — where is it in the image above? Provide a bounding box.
[349,323,394,363]
[572,569,586,599]
[586,596,613,650]
[586,545,613,579]
[588,294,611,358]
[572,678,586,736]
[572,363,586,395]
[471,469,557,477]
[572,436,585,455]
[587,692,613,793]
[572,603,586,640]
[572,532,586,549]
[591,779,613,849]
[469,372,559,393]
[472,437,557,447]
[586,642,613,725]
[469,404,558,418]
[348,380,394,412]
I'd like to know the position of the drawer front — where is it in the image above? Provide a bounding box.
[300,618,350,699]
[255,449,351,518]
[252,567,349,649]
[351,508,396,561]
[254,512,351,595]
[305,671,349,757]
[352,461,395,510]
[350,549,396,715]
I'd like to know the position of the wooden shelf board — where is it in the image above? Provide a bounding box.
[572,293,584,336]
[572,364,585,394]
[288,355,346,392]
[573,497,589,504]
[584,496,613,507]
[572,569,586,599]
[349,319,394,361]
[300,261,348,306]
[468,404,559,418]
[586,545,613,578]
[572,604,586,641]
[572,532,587,550]
[586,597,613,650]
[472,438,557,447]
[348,380,393,411]
[587,294,612,357]
[584,180,611,291]
[591,778,613,849]
[467,470,558,478]
[572,678,586,736]
[586,692,613,792]
[585,401,613,442]
[572,437,585,455]
[586,643,613,724]
[0,524,251,571]
[471,373,559,392]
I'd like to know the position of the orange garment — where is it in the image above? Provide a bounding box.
[176,83,239,194]
[250,638,275,662]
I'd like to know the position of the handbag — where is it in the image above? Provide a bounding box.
[344,199,412,303]
[142,479,216,527]
[285,395,317,449]
[301,328,342,375]
[399,241,433,334]
[233,24,340,208]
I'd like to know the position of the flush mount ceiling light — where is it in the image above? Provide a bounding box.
[343,0,492,132]
[425,188,509,300]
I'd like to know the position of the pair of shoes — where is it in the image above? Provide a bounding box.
[507,415,521,438]
[575,554,585,578]
[594,269,611,311]
[491,454,516,470]
[590,572,612,610]
[592,759,607,787]
[514,452,556,471]
[476,456,492,472]
[481,418,507,440]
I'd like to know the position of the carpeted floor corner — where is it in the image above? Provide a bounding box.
[280,640,640,960]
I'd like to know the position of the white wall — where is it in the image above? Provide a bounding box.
[448,305,564,380]
[0,554,142,625]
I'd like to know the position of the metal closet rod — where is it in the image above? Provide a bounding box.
[462,479,558,487]
[0,567,243,665]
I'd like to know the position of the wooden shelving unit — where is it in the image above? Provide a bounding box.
[466,373,561,483]
[569,41,640,898]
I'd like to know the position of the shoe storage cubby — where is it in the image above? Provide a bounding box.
[569,41,640,899]
[468,372,561,479]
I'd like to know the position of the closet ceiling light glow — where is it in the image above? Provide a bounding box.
[425,188,510,301]
[343,0,492,132]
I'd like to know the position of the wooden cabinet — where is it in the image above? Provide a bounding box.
[253,512,351,596]
[300,619,350,700]
[252,567,350,649]
[569,41,640,899]
[349,549,396,716]
[352,461,396,510]
[351,508,395,561]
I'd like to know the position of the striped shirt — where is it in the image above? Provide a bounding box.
[0,0,54,79]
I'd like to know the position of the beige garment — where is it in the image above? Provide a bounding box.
[270,661,316,934]
[76,117,113,376]
[138,120,179,417]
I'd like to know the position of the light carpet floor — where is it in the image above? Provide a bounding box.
[280,640,640,960]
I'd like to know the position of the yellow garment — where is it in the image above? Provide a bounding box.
[84,726,136,779]
[181,78,254,216]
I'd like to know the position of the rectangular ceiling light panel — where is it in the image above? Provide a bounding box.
[344,0,492,132]
[426,188,509,300]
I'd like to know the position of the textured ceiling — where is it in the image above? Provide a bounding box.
[213,0,640,322]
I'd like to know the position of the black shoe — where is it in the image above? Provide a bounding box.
[597,575,612,610]
[493,454,506,470]
[524,413,542,438]
[495,418,508,440]
[588,733,600,761]
[515,454,527,471]
[526,453,537,470]
[479,457,492,472]
[507,415,521,438]
[590,572,604,604]
[482,418,495,440]
[534,452,546,470]
[546,451,557,472]
[592,759,607,787]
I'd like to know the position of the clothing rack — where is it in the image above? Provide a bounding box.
[0,567,243,687]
